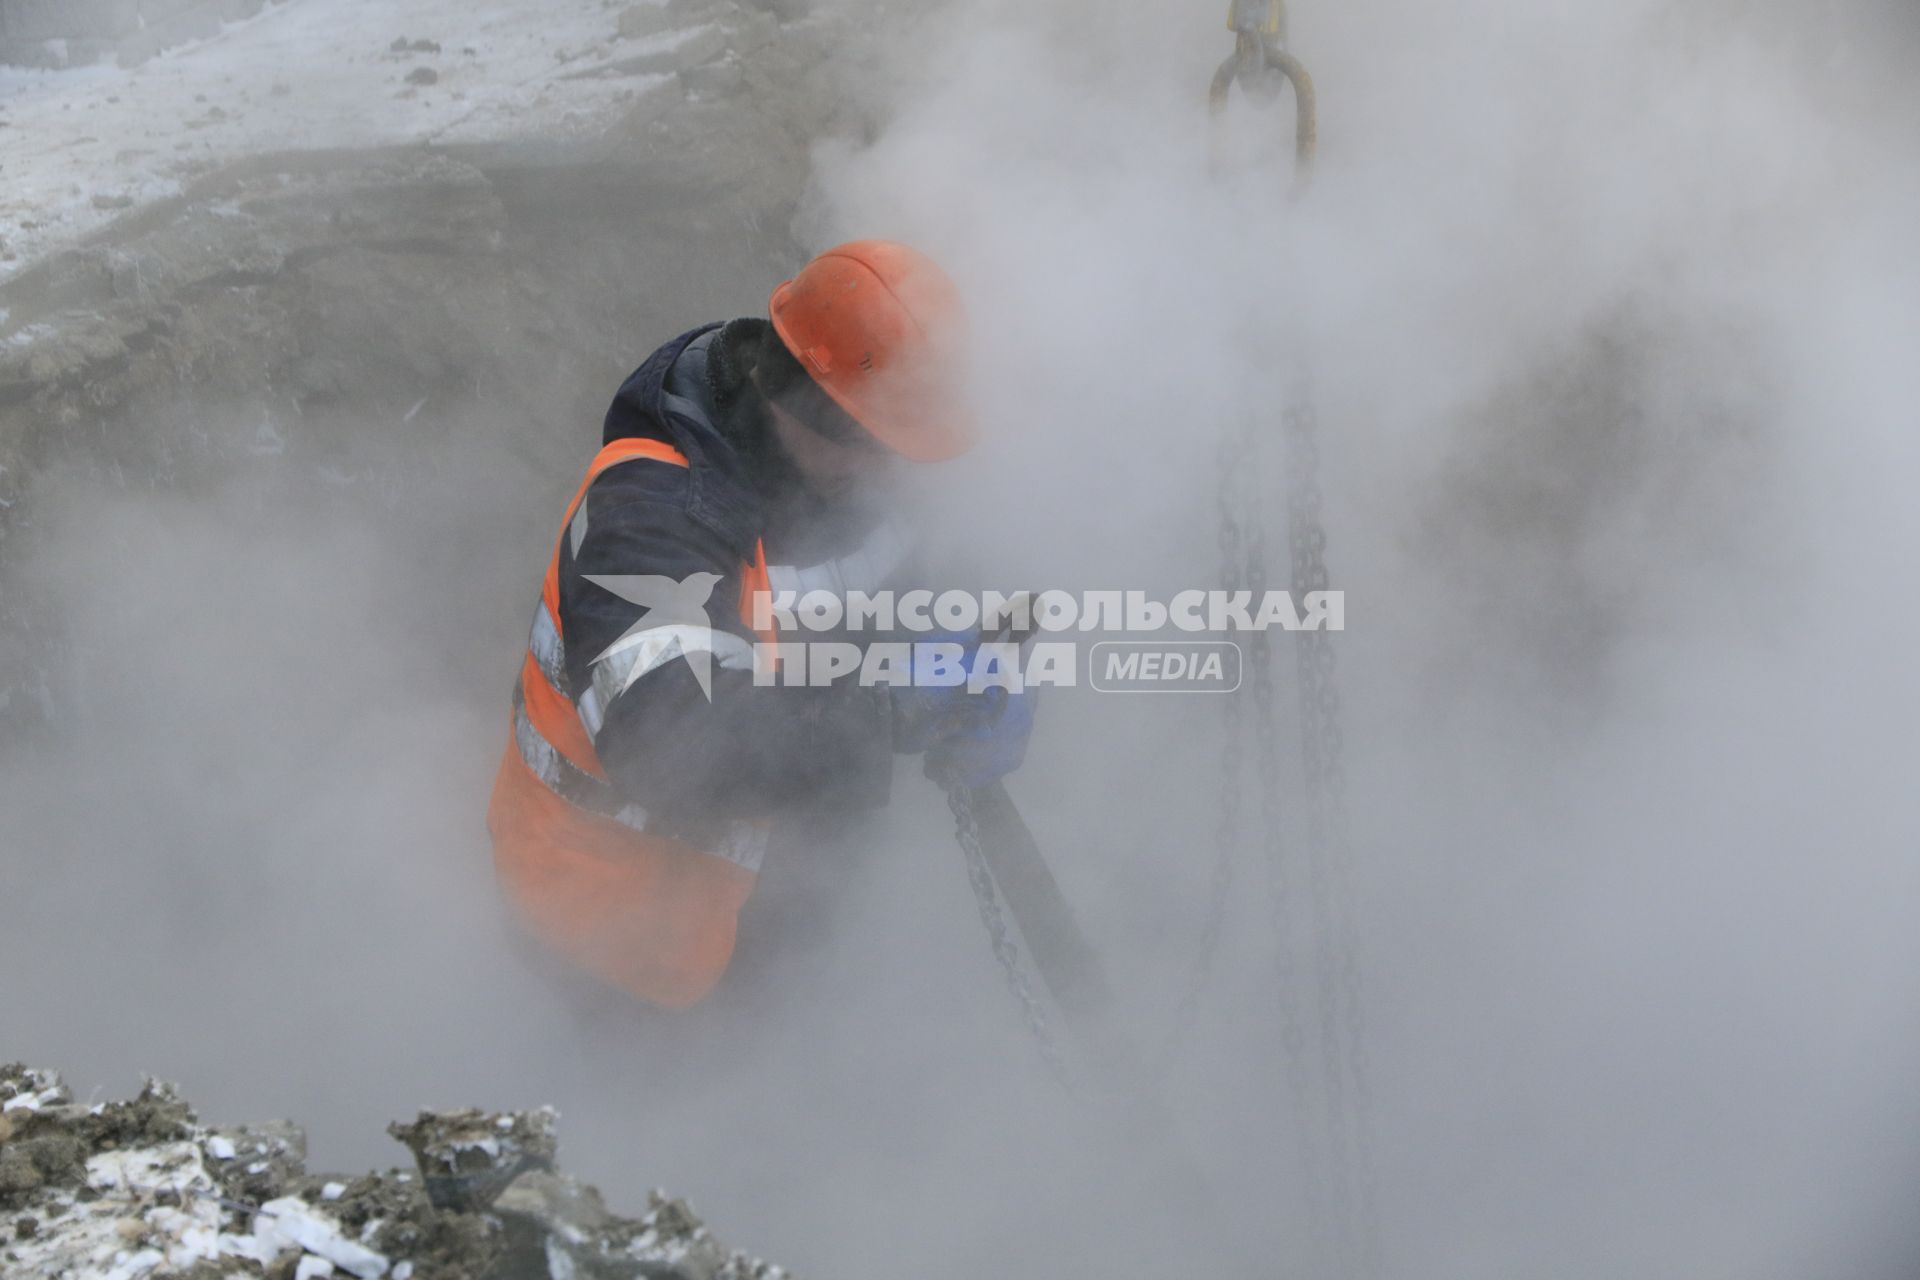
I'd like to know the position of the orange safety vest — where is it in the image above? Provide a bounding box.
[487,438,775,1009]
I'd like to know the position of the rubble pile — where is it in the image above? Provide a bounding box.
[0,1064,788,1280]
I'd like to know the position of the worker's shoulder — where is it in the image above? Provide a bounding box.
[564,471,738,587]
[584,445,694,512]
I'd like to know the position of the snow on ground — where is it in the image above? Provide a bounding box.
[0,0,688,283]
[1,1066,788,1279]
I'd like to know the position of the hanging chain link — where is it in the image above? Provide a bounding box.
[947,785,1068,1081]
[1284,377,1381,1278]
[1160,426,1251,1069]
[1243,404,1337,1266]
[1206,2,1380,1269]
[939,9,1380,1262]
[1159,405,1336,1262]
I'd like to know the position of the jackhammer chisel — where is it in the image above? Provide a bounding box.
[935,591,1113,1062]
[949,778,1111,1029]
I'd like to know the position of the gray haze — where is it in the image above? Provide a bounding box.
[5,1,1920,1277]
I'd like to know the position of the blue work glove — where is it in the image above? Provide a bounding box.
[926,685,1036,789]
[890,629,985,753]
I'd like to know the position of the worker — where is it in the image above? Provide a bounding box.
[487,240,1035,1010]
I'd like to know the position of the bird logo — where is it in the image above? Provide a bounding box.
[583,572,743,702]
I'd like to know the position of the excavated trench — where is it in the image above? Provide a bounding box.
[0,58,881,1264]
[9,3,1920,1278]
[0,116,835,740]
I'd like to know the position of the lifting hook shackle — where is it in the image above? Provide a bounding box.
[1208,0,1318,193]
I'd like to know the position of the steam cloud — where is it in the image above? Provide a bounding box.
[4,1,1918,1277]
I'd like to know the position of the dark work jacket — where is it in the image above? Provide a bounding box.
[553,322,898,845]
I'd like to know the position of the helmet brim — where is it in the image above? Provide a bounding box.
[768,276,977,463]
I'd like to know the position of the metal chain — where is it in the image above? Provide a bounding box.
[1284,377,1380,1277]
[1242,410,1334,1266]
[1159,405,1334,1260]
[1208,3,1377,1267]
[947,785,1068,1081]
[1159,426,1251,1070]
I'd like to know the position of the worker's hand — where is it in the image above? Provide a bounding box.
[925,685,1036,790]
[889,629,1001,754]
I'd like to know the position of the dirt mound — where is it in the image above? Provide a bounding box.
[0,1063,789,1279]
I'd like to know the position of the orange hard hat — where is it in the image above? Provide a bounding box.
[768,240,975,462]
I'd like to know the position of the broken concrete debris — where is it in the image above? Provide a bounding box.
[0,1063,790,1279]
[387,1108,559,1214]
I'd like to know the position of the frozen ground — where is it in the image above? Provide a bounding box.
[0,0,702,282]
[0,1065,788,1279]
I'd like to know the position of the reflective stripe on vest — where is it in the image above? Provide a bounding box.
[529,599,567,692]
[511,682,653,833]
[578,622,756,740]
[513,436,771,874]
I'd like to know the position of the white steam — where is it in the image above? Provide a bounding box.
[3,1,1918,1278]
[799,0,1920,1276]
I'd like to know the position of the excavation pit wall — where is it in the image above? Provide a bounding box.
[0,132,826,738]
[0,0,915,733]
[0,140,829,1278]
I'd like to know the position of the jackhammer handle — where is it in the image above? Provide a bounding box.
[960,779,1113,1025]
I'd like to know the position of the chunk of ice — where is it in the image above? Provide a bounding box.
[254,1198,389,1279]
